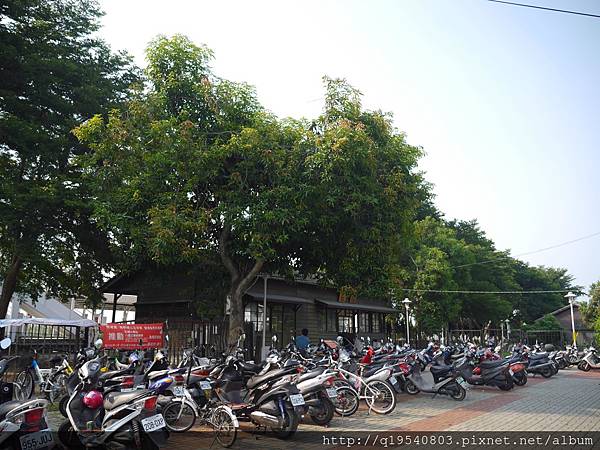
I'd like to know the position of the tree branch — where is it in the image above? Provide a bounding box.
[219,223,239,282]
[236,258,265,297]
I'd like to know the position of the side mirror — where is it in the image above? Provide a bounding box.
[0,338,11,350]
[165,335,170,343]
[94,339,103,350]
[272,335,277,343]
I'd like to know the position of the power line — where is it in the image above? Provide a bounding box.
[487,0,600,19]
[400,288,581,295]
[451,230,600,269]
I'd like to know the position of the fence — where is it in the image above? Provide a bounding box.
[7,324,89,358]
[160,318,228,365]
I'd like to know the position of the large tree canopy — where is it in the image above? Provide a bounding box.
[0,0,138,317]
[405,216,580,334]
[75,35,427,344]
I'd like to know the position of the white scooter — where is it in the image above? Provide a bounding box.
[578,347,600,371]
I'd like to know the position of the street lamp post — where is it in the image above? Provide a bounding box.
[565,291,577,348]
[402,298,412,346]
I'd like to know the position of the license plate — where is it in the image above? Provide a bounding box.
[289,393,305,406]
[173,386,185,396]
[509,368,514,376]
[457,377,468,388]
[199,381,211,390]
[389,376,398,385]
[141,414,166,432]
[19,429,54,450]
[326,388,338,398]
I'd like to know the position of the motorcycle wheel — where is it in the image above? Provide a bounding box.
[541,367,553,378]
[211,407,238,448]
[365,380,396,414]
[162,400,196,432]
[270,406,299,440]
[450,383,466,401]
[578,361,591,372]
[58,395,69,418]
[513,372,527,386]
[57,420,85,450]
[558,359,568,370]
[333,385,359,417]
[310,397,335,426]
[498,375,514,390]
[404,380,420,395]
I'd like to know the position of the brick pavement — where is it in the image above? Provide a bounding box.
[167,368,600,449]
[46,368,600,449]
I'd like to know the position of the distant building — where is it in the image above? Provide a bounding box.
[538,303,595,346]
[102,270,397,360]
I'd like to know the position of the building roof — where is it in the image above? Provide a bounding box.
[547,302,580,316]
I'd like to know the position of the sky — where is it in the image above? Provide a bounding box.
[98,0,600,294]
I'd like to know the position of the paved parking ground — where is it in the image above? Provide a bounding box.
[167,368,600,449]
[47,368,600,448]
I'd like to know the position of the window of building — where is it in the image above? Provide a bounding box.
[326,308,337,332]
[359,312,370,333]
[244,303,264,331]
[372,313,383,333]
[337,309,355,333]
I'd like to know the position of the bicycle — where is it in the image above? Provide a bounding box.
[162,347,238,447]
[15,349,73,402]
[330,349,397,416]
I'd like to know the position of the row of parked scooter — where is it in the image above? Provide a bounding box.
[0,334,597,450]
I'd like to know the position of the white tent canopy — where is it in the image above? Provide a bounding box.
[0,318,98,328]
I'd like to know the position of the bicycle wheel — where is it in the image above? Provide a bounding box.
[16,370,34,399]
[49,374,67,403]
[211,406,238,448]
[13,381,25,401]
[162,400,196,432]
[333,385,359,417]
[364,380,396,414]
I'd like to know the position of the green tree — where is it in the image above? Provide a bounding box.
[0,0,138,317]
[75,35,426,345]
[522,314,562,331]
[581,281,600,327]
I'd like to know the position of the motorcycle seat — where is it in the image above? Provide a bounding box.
[246,367,290,389]
[363,365,384,378]
[298,367,325,382]
[147,370,170,381]
[480,359,507,369]
[0,400,21,420]
[104,389,150,410]
[99,366,132,381]
[239,361,263,373]
[529,353,548,360]
[430,364,453,376]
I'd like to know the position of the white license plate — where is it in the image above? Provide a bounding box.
[141,414,166,432]
[389,376,398,385]
[509,368,514,376]
[326,388,338,398]
[19,429,54,450]
[289,393,305,406]
[172,386,185,396]
[199,381,211,390]
[457,377,468,388]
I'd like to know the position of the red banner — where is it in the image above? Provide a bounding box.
[99,323,164,350]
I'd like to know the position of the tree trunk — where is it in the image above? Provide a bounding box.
[226,259,264,348]
[218,223,265,349]
[0,255,22,319]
